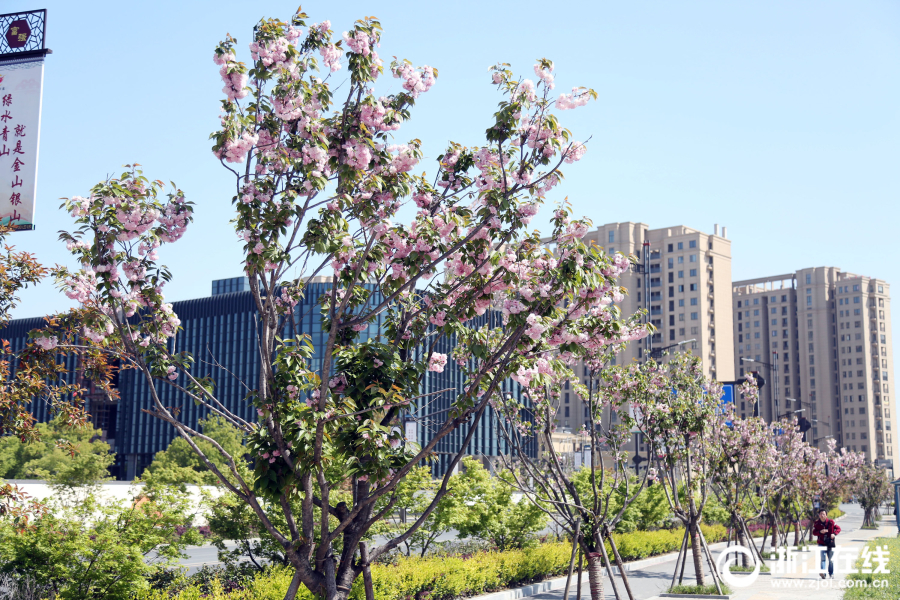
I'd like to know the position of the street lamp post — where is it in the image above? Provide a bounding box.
[648,338,697,361]
[741,350,780,422]
[776,409,804,420]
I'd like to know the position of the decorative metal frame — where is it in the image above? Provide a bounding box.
[0,9,48,60]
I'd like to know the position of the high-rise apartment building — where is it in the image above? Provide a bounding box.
[732,268,897,475]
[555,222,734,436]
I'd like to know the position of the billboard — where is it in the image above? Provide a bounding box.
[0,10,49,231]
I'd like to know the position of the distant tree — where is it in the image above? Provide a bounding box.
[446,457,546,551]
[377,465,455,557]
[142,415,249,487]
[0,485,203,600]
[0,415,113,488]
[855,462,891,528]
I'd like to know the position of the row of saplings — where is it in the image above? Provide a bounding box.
[0,403,891,600]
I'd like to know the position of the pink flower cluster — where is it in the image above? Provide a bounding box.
[427,353,448,373]
[342,30,372,56]
[34,336,58,351]
[341,138,373,169]
[214,51,250,102]
[250,28,301,69]
[555,87,591,110]
[216,131,259,164]
[533,62,555,90]
[320,43,342,72]
[391,63,436,98]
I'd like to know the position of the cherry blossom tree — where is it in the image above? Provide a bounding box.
[707,381,782,565]
[854,461,891,528]
[30,9,643,600]
[639,353,725,591]
[0,226,101,449]
[490,303,650,600]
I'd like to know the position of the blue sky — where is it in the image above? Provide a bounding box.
[11,0,900,325]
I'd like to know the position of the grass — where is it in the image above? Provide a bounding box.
[727,563,770,572]
[843,535,900,600]
[668,583,732,596]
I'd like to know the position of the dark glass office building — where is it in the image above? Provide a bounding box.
[2,278,534,479]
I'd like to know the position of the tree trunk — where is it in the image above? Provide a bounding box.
[736,521,748,567]
[360,542,375,600]
[793,521,799,547]
[284,569,304,600]
[576,549,583,600]
[586,552,605,600]
[564,522,580,600]
[690,520,706,586]
[607,531,636,600]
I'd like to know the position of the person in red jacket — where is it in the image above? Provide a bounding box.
[812,509,841,578]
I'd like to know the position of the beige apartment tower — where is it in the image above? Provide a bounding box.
[555,222,734,440]
[732,269,897,475]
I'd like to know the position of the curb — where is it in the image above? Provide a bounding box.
[468,541,732,600]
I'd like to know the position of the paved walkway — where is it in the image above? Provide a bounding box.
[531,503,895,599]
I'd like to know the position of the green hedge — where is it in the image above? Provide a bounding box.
[141,524,729,600]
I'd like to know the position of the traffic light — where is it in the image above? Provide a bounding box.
[750,371,766,389]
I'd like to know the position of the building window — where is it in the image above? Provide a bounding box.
[678,256,684,264]
[677,242,683,250]
[608,231,615,243]
[690,254,697,263]
[691,312,698,320]
[668,258,674,268]
[807,296,812,306]
[678,285,684,292]
[690,269,697,277]
[689,240,697,248]
[667,243,673,252]
[679,299,685,307]
[690,298,698,306]
[806,274,811,284]
[690,284,697,291]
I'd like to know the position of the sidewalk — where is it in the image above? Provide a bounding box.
[722,519,894,600]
